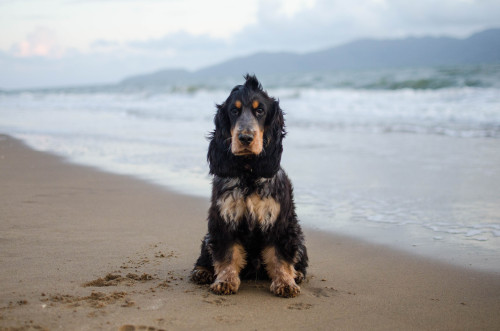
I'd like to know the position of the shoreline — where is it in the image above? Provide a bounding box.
[1,134,499,330]
[11,130,500,274]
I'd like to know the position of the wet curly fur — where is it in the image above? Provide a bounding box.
[191,75,308,298]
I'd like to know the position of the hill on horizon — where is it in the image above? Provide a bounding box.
[122,28,500,85]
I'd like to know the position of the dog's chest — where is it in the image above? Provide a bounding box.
[216,178,280,230]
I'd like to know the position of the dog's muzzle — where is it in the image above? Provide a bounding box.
[231,109,263,156]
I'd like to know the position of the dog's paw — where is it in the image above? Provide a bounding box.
[191,266,214,284]
[294,271,305,284]
[210,279,239,295]
[270,280,301,298]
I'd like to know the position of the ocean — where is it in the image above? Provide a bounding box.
[1,64,500,272]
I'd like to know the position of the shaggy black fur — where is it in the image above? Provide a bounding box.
[191,74,308,297]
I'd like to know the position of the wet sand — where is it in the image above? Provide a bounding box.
[1,135,499,330]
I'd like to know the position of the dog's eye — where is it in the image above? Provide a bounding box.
[255,108,264,117]
[230,108,239,116]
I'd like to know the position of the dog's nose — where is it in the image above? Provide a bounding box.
[238,133,254,145]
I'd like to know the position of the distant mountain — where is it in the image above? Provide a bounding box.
[121,28,500,85]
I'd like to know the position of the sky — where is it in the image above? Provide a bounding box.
[1,0,499,89]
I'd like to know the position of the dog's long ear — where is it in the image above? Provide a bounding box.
[253,99,286,177]
[207,102,238,177]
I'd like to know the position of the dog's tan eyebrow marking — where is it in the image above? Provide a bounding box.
[235,100,242,109]
[252,100,259,109]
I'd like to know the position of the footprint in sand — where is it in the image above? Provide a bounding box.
[287,302,313,310]
[214,315,243,324]
[308,286,338,298]
[119,325,165,331]
[202,296,234,306]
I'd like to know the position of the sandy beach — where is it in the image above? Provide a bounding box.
[1,134,499,331]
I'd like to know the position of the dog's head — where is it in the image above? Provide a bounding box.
[208,74,285,178]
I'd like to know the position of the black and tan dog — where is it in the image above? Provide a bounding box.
[191,75,308,298]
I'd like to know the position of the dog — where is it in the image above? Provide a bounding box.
[190,74,308,298]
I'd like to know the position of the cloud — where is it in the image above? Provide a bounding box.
[128,31,226,52]
[90,39,121,50]
[375,0,500,36]
[9,27,65,58]
[227,0,500,53]
[1,0,500,89]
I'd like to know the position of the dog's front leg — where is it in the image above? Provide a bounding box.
[262,246,300,298]
[191,234,216,284]
[210,243,247,295]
